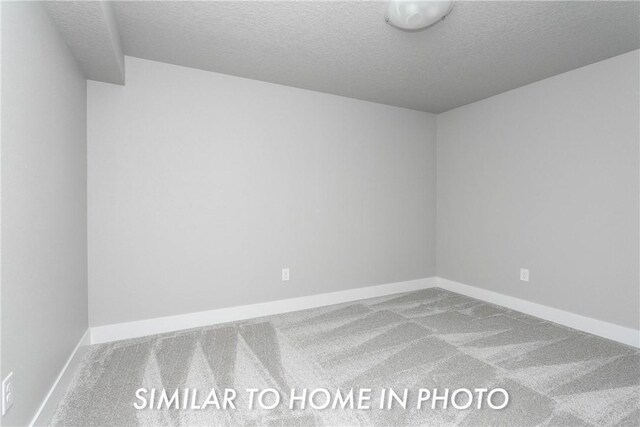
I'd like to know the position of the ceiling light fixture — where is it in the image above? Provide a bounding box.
[386,0,454,31]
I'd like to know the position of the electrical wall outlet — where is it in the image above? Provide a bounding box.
[281,268,290,281]
[2,372,14,416]
[520,268,530,282]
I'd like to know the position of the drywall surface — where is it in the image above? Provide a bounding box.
[1,2,88,426]
[437,50,640,329]
[88,56,436,326]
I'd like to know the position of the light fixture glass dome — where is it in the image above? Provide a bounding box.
[386,0,454,31]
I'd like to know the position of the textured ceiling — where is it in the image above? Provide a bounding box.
[51,1,640,113]
[46,1,125,84]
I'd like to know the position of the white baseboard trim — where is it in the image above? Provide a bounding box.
[29,329,90,427]
[89,276,639,348]
[437,277,640,348]
[90,277,437,344]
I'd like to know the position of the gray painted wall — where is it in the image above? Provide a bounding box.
[1,2,88,425]
[88,56,437,326]
[437,50,639,329]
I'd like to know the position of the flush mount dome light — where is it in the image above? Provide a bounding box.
[386,0,454,31]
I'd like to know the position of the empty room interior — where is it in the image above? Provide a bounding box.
[1,1,639,426]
